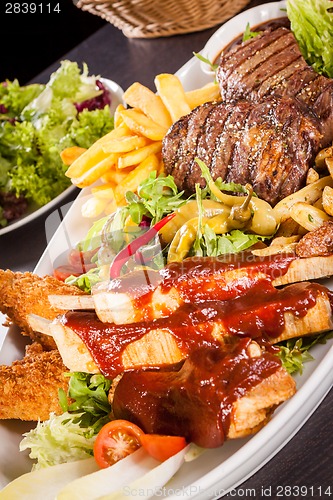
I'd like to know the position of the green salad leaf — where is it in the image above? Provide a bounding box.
[286,0,333,77]
[19,411,96,470]
[0,60,114,226]
[20,372,112,469]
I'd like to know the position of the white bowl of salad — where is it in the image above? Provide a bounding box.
[0,61,124,235]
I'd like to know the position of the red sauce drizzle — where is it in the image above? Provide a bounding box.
[112,338,283,448]
[108,253,298,312]
[62,279,324,378]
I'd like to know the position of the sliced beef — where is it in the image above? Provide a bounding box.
[162,96,322,205]
[217,26,333,146]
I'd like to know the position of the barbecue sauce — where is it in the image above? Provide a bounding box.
[108,252,298,310]
[112,338,284,448]
[62,278,326,378]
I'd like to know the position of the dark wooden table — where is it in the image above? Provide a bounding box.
[0,0,332,497]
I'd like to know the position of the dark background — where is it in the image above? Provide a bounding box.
[1,0,107,84]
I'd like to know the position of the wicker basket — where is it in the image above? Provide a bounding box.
[75,0,252,38]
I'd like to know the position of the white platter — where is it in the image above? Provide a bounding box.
[1,1,333,497]
[0,78,124,236]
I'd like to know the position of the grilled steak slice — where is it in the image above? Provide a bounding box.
[217,26,333,147]
[162,96,322,205]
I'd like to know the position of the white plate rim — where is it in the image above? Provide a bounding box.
[1,2,332,496]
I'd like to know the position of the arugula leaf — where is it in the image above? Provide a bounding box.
[276,331,333,375]
[193,52,219,74]
[199,228,268,257]
[126,171,187,224]
[242,23,262,42]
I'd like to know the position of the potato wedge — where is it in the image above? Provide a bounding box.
[273,175,333,223]
[290,202,332,232]
[322,185,333,216]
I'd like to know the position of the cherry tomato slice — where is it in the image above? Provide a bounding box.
[53,265,82,282]
[68,248,98,273]
[93,420,145,469]
[140,434,187,462]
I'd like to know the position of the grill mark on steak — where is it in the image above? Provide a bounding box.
[181,102,217,193]
[217,25,333,145]
[218,28,295,102]
[257,62,317,100]
[163,96,323,205]
[162,23,333,205]
[211,101,253,185]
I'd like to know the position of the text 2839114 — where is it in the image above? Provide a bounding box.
[5,2,61,14]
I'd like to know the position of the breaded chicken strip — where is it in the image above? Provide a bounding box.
[0,342,70,421]
[0,269,86,350]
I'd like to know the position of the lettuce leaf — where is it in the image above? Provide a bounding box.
[286,0,333,77]
[0,60,114,224]
[19,412,96,470]
[20,372,112,469]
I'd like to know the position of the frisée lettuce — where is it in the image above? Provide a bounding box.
[0,60,114,227]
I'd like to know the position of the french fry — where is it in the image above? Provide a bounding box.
[322,185,333,216]
[290,202,332,232]
[91,183,117,198]
[101,167,133,185]
[123,82,172,129]
[60,146,87,166]
[114,104,127,128]
[119,108,168,140]
[102,135,149,154]
[65,125,130,179]
[273,175,333,223]
[71,154,118,188]
[154,73,192,122]
[105,197,122,213]
[81,196,111,219]
[117,141,162,169]
[185,82,221,109]
[114,153,159,203]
